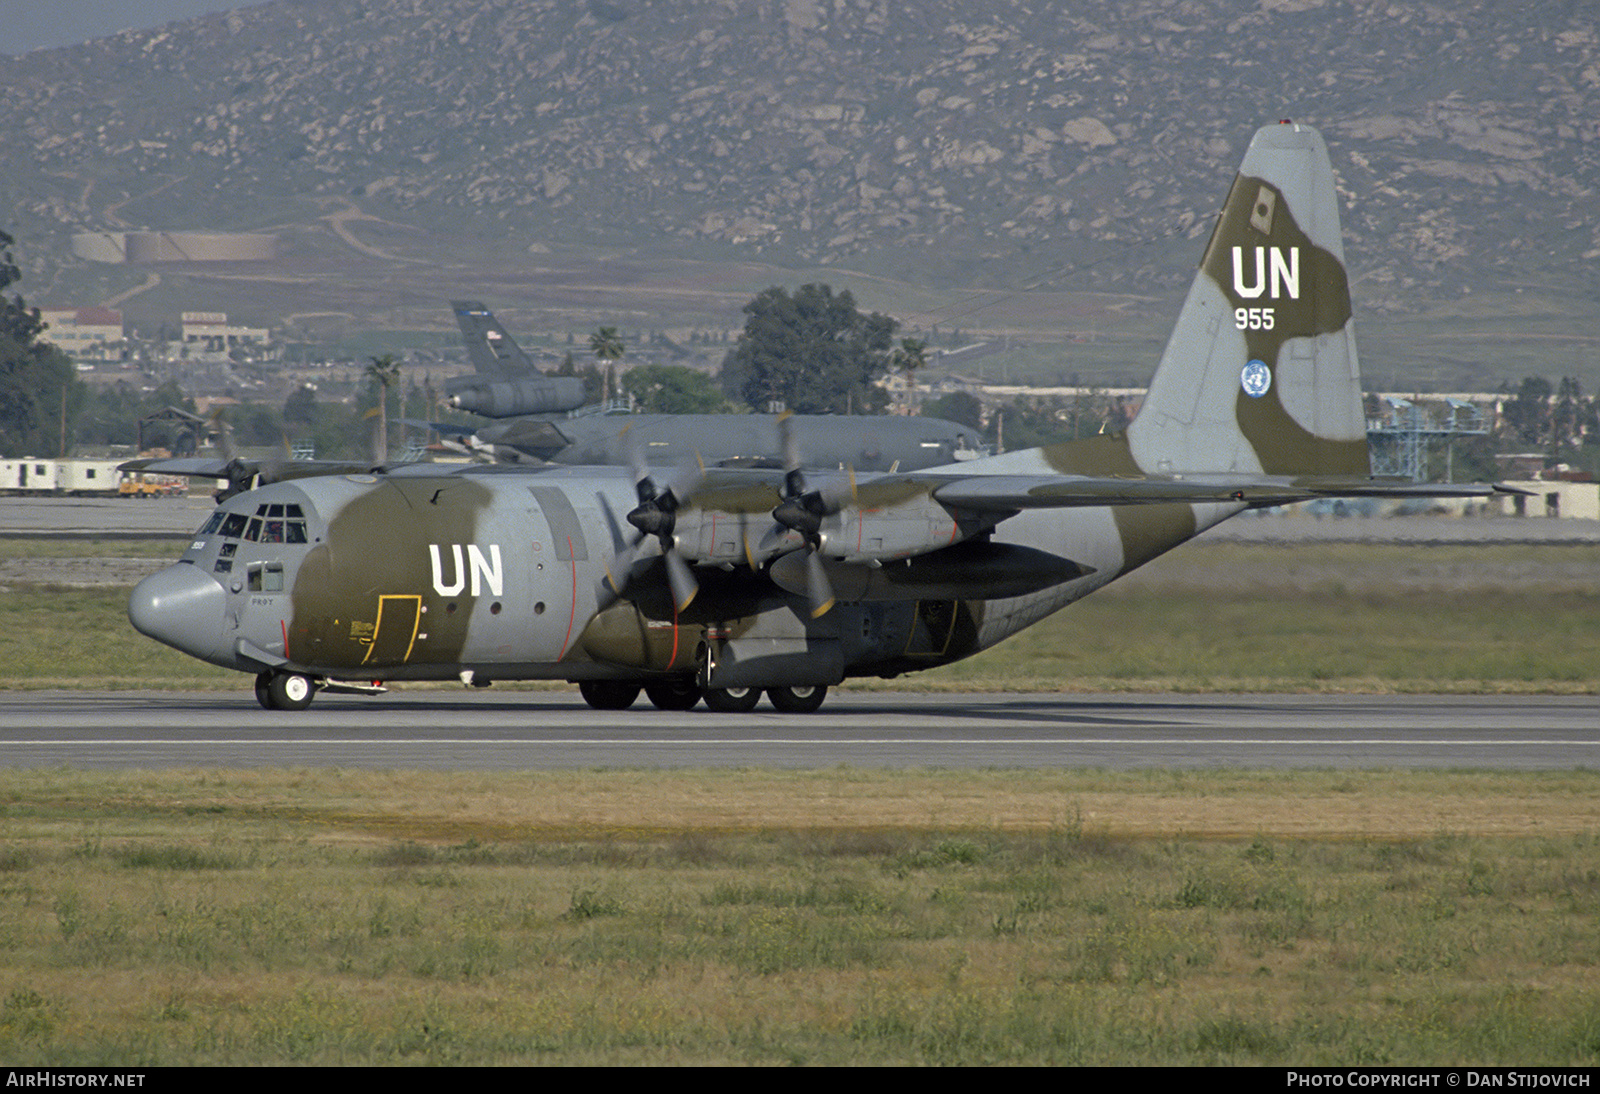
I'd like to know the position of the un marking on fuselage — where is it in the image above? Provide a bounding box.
[1232,245,1299,331]
[429,544,504,597]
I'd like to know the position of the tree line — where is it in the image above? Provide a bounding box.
[7,214,1596,476]
[0,230,82,457]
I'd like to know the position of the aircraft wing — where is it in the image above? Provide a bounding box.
[932,474,1521,512]
[118,456,392,482]
[119,456,237,478]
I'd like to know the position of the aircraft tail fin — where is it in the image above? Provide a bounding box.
[1127,122,1369,478]
[451,300,536,383]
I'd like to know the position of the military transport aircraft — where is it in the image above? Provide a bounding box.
[128,122,1509,714]
[445,300,989,471]
[127,310,990,503]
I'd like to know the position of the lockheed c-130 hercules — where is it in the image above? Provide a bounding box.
[128,122,1511,714]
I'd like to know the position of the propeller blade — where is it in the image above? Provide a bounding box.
[603,536,647,597]
[595,493,643,601]
[627,439,652,504]
[207,408,236,464]
[778,410,808,499]
[664,549,699,613]
[820,464,859,511]
[806,549,836,618]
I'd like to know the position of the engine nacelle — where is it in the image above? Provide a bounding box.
[447,377,587,418]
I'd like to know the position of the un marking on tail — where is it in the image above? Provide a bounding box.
[1232,244,1299,331]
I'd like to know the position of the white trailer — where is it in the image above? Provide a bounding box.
[0,459,60,492]
[57,459,124,494]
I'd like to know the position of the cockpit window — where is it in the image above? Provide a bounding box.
[248,503,306,543]
[247,562,284,593]
[201,503,311,544]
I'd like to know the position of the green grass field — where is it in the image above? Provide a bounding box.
[0,768,1596,1065]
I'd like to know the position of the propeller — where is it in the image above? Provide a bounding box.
[770,414,856,618]
[603,442,704,613]
[207,410,258,502]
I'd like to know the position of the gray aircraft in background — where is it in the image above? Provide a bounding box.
[122,301,988,504]
[445,301,989,472]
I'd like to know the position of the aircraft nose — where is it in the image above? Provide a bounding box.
[128,563,229,664]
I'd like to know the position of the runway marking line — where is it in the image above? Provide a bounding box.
[2,737,1597,748]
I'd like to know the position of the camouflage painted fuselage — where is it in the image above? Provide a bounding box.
[133,123,1424,704]
[142,458,1223,687]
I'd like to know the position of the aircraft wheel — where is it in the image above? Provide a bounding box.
[266,671,316,711]
[766,685,827,714]
[578,681,640,711]
[702,686,762,713]
[645,678,702,711]
[254,672,274,711]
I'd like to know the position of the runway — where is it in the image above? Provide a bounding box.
[0,690,1593,770]
[7,494,1600,544]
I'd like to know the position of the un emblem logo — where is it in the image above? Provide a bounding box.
[1240,359,1272,398]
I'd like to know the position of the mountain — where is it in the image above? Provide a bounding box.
[2,0,1597,387]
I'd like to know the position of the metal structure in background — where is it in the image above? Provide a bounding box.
[1367,396,1490,483]
[135,406,206,456]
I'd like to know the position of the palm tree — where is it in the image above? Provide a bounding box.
[590,327,624,404]
[892,337,928,414]
[366,354,400,462]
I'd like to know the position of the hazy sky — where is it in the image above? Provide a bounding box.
[1,1,250,55]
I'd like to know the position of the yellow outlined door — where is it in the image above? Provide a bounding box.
[362,595,422,665]
[904,599,957,658]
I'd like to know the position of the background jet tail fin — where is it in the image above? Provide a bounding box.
[451,300,536,382]
[1128,122,1369,478]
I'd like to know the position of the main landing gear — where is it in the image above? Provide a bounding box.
[577,681,640,710]
[577,679,828,714]
[644,678,702,711]
[764,685,827,714]
[702,686,762,713]
[255,670,316,711]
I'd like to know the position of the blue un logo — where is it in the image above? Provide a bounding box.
[1240,359,1272,398]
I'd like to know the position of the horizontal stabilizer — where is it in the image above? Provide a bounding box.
[934,474,1518,512]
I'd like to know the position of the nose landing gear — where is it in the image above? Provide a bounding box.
[255,670,317,711]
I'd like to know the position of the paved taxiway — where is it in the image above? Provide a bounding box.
[0,690,1593,770]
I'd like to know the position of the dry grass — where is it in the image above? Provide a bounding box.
[1,769,1597,1064]
[13,767,1600,842]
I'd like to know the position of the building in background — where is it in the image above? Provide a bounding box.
[38,306,124,362]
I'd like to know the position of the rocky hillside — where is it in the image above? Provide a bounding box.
[3,0,1597,317]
